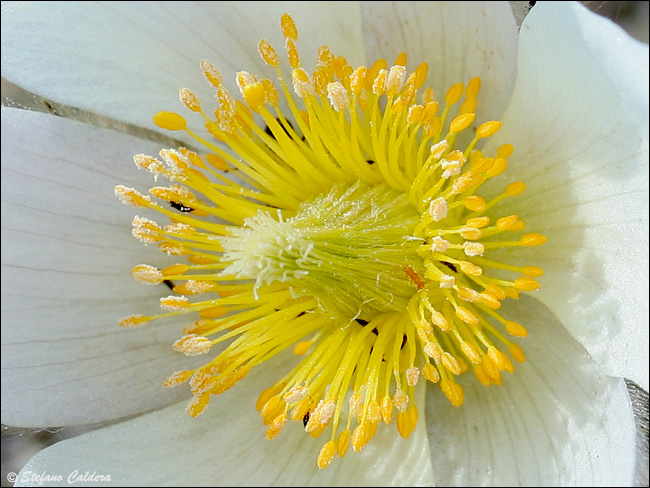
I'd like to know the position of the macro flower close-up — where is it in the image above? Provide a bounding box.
[1,1,648,487]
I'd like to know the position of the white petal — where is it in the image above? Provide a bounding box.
[426,296,637,487]
[16,353,434,487]
[360,1,519,122]
[1,1,365,135]
[1,108,203,426]
[484,2,649,389]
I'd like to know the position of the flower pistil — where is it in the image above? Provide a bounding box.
[116,13,546,469]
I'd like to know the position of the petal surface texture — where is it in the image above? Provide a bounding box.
[15,353,434,487]
[360,1,519,123]
[487,2,649,389]
[0,1,365,135]
[426,295,637,486]
[1,108,204,426]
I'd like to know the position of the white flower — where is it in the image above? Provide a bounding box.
[1,1,647,486]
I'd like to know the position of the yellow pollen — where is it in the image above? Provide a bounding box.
[476,120,502,138]
[172,334,213,356]
[163,370,193,388]
[153,111,187,131]
[520,233,548,247]
[422,363,440,383]
[463,195,486,212]
[118,314,151,328]
[116,12,547,470]
[396,405,418,438]
[317,441,337,469]
[326,82,349,111]
[450,113,476,134]
[514,277,540,291]
[429,196,448,222]
[160,294,190,311]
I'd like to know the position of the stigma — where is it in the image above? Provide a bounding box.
[116,13,545,469]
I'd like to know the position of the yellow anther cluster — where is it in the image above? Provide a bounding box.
[117,13,545,469]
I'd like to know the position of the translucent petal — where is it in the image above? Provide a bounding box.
[484,2,649,389]
[16,353,434,487]
[1,107,202,426]
[426,295,637,487]
[360,1,519,122]
[1,1,365,136]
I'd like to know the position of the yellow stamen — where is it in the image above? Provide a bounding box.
[116,12,546,470]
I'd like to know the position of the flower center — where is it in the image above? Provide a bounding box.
[115,13,545,469]
[220,181,421,319]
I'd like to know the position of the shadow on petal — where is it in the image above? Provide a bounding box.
[426,295,636,487]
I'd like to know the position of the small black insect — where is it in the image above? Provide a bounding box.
[265,118,304,141]
[440,261,458,273]
[303,411,310,427]
[163,279,175,291]
[169,201,194,213]
[355,318,379,335]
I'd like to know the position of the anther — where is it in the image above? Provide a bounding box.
[459,261,482,276]
[520,234,547,247]
[163,370,193,388]
[431,236,450,252]
[429,197,448,222]
[463,195,486,212]
[439,274,455,288]
[160,295,190,311]
[392,389,409,412]
[380,395,394,423]
[179,88,201,112]
[284,385,308,403]
[450,113,476,134]
[406,366,421,386]
[266,414,287,440]
[281,13,298,40]
[506,181,526,196]
[430,140,450,159]
[372,69,387,96]
[514,277,540,291]
[186,392,210,418]
[396,405,418,438]
[173,334,213,356]
[422,363,440,383]
[460,342,481,364]
[326,82,349,111]
[522,266,544,277]
[153,111,187,131]
[445,83,464,106]
[337,429,351,457]
[455,306,479,325]
[290,339,312,355]
[441,352,462,375]
[258,39,279,67]
[131,264,164,285]
[463,242,485,257]
[508,343,526,363]
[386,65,406,95]
[118,314,152,328]
[200,59,222,87]
[317,441,337,469]
[476,121,501,138]
[115,186,153,208]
